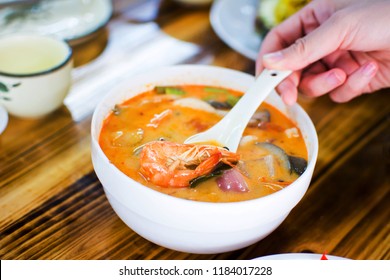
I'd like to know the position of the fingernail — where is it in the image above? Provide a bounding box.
[327,71,344,86]
[263,51,284,64]
[362,62,377,77]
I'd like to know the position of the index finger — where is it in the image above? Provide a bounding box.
[256,0,334,74]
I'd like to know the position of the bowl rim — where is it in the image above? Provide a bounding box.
[0,33,73,78]
[91,64,319,207]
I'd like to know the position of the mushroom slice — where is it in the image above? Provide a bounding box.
[248,109,271,127]
[288,155,307,175]
[256,142,307,176]
[207,100,232,110]
[240,135,258,147]
[255,142,291,171]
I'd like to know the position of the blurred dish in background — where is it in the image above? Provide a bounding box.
[210,0,310,61]
[0,0,113,46]
[210,0,261,61]
[256,0,310,34]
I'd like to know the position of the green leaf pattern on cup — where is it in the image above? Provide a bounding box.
[0,82,8,92]
[0,81,21,101]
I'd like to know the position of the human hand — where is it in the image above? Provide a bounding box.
[256,0,390,105]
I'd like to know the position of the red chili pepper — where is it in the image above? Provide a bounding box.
[321,252,328,260]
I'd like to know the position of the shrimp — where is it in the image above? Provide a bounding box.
[139,141,240,188]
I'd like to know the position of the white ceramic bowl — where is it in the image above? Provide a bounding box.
[91,65,318,254]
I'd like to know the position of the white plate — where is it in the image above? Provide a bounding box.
[210,0,261,60]
[0,104,8,135]
[253,253,350,260]
[0,0,113,45]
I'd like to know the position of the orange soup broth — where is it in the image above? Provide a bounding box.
[99,85,308,202]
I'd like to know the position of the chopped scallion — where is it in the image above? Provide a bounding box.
[155,86,186,95]
[203,87,229,94]
[226,94,240,107]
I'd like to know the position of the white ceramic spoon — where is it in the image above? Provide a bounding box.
[184,69,292,152]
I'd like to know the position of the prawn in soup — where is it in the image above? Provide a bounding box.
[99,85,308,202]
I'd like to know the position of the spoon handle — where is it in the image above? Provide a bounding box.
[185,69,291,151]
[221,69,291,151]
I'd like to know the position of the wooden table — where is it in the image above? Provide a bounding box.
[1,0,389,260]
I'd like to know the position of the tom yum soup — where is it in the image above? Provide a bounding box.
[99,85,308,202]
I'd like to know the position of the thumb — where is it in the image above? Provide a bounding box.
[262,17,346,71]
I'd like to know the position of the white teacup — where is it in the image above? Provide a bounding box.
[0,34,73,118]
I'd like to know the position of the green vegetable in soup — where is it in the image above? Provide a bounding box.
[155,86,186,95]
[226,94,240,107]
[203,86,229,94]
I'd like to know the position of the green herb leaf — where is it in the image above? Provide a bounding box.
[226,94,240,107]
[202,94,217,101]
[155,86,186,95]
[155,86,167,94]
[166,87,186,95]
[204,87,229,94]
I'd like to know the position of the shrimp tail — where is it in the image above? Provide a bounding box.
[194,152,222,176]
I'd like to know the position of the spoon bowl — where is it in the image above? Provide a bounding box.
[184,69,292,151]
